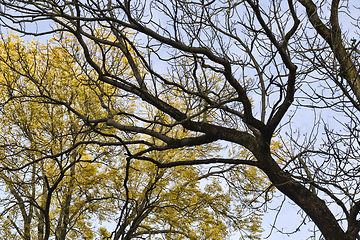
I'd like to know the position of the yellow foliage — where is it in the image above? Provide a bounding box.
[0,34,268,240]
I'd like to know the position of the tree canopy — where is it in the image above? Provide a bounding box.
[0,1,359,240]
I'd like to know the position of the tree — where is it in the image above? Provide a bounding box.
[0,34,121,240]
[0,0,359,239]
[0,34,266,239]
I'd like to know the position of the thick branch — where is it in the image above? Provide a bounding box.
[299,0,360,104]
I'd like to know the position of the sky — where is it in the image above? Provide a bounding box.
[1,1,359,239]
